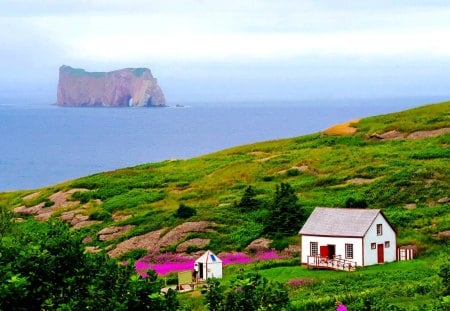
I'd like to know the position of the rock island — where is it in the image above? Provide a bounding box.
[57,65,166,107]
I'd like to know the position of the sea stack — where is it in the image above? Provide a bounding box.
[57,65,166,107]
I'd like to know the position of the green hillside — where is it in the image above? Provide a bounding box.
[1,101,449,255]
[1,100,449,310]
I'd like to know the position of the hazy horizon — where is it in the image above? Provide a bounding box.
[1,1,450,104]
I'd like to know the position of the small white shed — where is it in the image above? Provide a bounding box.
[194,250,222,280]
[299,207,397,268]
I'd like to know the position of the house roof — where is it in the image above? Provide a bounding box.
[299,207,385,237]
[195,250,222,264]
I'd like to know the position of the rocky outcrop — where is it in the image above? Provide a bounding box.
[245,238,272,252]
[176,238,210,253]
[57,65,166,107]
[14,189,85,221]
[368,128,450,140]
[97,225,135,241]
[108,229,166,258]
[107,221,216,258]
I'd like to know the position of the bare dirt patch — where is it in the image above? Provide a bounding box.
[14,188,89,222]
[436,231,450,239]
[108,228,166,258]
[256,155,281,162]
[346,178,376,185]
[283,244,301,255]
[14,203,46,216]
[278,165,316,175]
[22,191,41,201]
[369,128,450,141]
[407,127,450,139]
[369,130,405,140]
[157,221,215,249]
[112,213,132,222]
[107,221,216,258]
[170,187,193,194]
[176,238,210,252]
[245,238,272,252]
[72,220,102,230]
[438,197,450,204]
[98,225,135,241]
[248,151,267,156]
[323,119,360,136]
[49,188,87,208]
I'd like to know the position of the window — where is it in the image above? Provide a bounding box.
[385,241,390,248]
[345,244,353,259]
[371,243,376,250]
[376,224,383,236]
[310,242,318,255]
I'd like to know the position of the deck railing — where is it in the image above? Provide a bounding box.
[307,255,356,271]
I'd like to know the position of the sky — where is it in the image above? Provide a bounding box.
[1,0,450,104]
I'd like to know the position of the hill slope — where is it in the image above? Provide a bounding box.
[2,101,449,257]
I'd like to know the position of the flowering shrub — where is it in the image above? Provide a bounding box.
[287,278,314,288]
[136,250,287,276]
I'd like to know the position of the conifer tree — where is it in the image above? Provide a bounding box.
[266,182,305,236]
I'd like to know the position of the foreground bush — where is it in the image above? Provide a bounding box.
[203,272,290,311]
[0,219,178,310]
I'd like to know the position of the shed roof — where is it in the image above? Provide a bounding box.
[195,250,222,264]
[299,207,384,237]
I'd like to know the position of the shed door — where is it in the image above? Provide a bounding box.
[377,244,384,263]
[320,246,328,258]
[198,263,204,279]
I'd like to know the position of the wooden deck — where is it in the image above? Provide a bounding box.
[307,255,356,271]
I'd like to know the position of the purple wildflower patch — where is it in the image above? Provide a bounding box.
[135,250,287,276]
[135,252,194,276]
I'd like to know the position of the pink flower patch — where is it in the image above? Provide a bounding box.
[135,250,287,276]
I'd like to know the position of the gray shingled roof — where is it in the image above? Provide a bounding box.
[299,207,381,237]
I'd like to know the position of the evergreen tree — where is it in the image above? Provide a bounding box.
[265,183,305,236]
[237,185,259,211]
[345,197,368,208]
[175,203,197,218]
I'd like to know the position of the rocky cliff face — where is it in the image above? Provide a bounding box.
[57,65,166,107]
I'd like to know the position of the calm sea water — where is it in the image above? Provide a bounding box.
[0,97,446,191]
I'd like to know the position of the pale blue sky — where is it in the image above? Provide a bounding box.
[1,0,450,103]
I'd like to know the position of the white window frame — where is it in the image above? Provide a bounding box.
[377,224,383,236]
[310,242,318,256]
[345,243,354,259]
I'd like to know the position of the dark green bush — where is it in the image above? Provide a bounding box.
[203,273,290,311]
[345,197,368,208]
[286,169,300,177]
[119,249,148,262]
[262,175,274,182]
[89,210,112,221]
[0,220,179,310]
[43,199,54,207]
[175,203,197,219]
[269,239,289,251]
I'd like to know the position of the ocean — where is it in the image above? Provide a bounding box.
[0,97,446,191]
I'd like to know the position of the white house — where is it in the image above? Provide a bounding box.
[194,250,222,280]
[299,207,397,268]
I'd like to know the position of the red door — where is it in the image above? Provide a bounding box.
[377,244,384,263]
[320,246,328,258]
